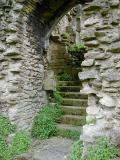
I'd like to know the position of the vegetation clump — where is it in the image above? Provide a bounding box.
[68,43,86,67]
[70,137,120,160]
[59,73,73,81]
[61,32,71,39]
[0,116,31,160]
[32,91,63,139]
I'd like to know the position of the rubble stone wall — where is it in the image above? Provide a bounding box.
[79,0,120,147]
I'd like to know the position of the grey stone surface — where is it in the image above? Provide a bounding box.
[16,137,73,160]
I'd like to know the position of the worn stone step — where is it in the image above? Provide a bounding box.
[59,115,86,126]
[62,106,86,115]
[58,86,81,92]
[57,124,82,133]
[62,98,87,106]
[60,92,87,99]
[58,81,82,86]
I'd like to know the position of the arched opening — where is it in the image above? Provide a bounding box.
[43,5,88,144]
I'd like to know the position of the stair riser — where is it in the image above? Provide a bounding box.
[58,87,81,92]
[59,117,86,126]
[58,81,82,86]
[60,93,87,99]
[62,100,87,106]
[62,107,86,116]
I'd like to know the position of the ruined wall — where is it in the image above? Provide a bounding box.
[0,0,120,149]
[79,0,120,147]
[0,0,46,131]
[0,0,79,131]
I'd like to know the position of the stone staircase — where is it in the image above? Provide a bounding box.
[51,80,88,135]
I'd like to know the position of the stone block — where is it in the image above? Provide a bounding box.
[110,0,120,7]
[99,95,115,107]
[81,29,96,41]
[6,34,19,44]
[0,42,5,51]
[79,70,99,80]
[108,42,120,53]
[101,69,120,82]
[83,4,101,12]
[84,51,111,60]
[4,48,21,56]
[84,16,100,27]
[81,59,94,67]
[85,40,99,47]
[44,70,56,91]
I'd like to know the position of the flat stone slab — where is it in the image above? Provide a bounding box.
[33,137,73,160]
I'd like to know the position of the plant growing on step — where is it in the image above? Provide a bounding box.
[70,137,120,160]
[57,129,80,141]
[59,73,73,81]
[0,115,31,160]
[68,43,86,67]
[32,92,63,139]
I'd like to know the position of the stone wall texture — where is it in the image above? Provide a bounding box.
[0,0,120,148]
[79,0,120,147]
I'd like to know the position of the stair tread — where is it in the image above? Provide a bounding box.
[62,115,85,119]
[62,106,86,109]
[63,98,87,101]
[60,92,83,94]
[59,86,81,88]
[58,81,81,83]
[57,124,82,132]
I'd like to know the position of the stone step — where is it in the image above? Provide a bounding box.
[62,98,87,106]
[62,106,86,115]
[58,81,82,86]
[60,92,87,99]
[59,115,86,126]
[58,86,81,92]
[57,124,82,133]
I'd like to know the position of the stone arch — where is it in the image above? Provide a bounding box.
[0,0,120,147]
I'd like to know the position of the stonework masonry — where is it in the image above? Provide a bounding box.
[79,0,120,147]
[0,0,120,149]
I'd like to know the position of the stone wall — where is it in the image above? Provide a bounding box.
[0,0,46,131]
[79,0,120,147]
